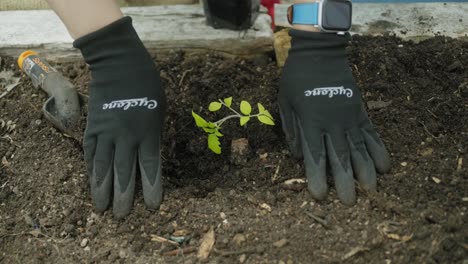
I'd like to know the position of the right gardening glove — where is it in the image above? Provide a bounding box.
[74,17,166,218]
[279,30,391,205]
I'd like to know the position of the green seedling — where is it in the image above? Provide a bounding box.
[192,97,275,154]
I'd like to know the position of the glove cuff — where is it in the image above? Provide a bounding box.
[288,30,350,51]
[73,16,132,48]
[73,16,152,67]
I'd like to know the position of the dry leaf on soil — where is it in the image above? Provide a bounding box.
[197,226,215,260]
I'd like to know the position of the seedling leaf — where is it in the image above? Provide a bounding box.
[215,130,223,137]
[257,103,266,114]
[224,97,233,108]
[258,115,275,125]
[240,101,252,115]
[209,102,222,112]
[192,111,208,128]
[208,122,217,129]
[263,110,274,120]
[208,134,221,154]
[203,127,216,133]
[240,116,250,126]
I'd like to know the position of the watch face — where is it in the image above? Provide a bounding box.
[321,0,352,31]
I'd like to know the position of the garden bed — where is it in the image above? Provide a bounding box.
[0,35,467,263]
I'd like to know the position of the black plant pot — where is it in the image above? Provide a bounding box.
[203,0,260,30]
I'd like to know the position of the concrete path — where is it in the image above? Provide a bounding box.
[0,5,273,60]
[1,3,467,61]
[0,0,198,11]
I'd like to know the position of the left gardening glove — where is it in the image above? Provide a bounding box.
[74,17,166,218]
[279,30,390,205]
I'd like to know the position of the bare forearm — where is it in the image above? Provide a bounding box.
[46,0,123,39]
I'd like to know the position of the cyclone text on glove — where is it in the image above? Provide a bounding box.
[102,97,158,110]
[304,86,353,98]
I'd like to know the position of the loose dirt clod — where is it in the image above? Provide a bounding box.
[230,138,250,165]
[366,100,392,110]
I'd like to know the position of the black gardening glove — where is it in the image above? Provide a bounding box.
[74,17,166,218]
[279,31,390,205]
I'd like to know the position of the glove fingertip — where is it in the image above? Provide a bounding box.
[308,182,328,200]
[113,203,133,219]
[305,159,328,200]
[112,155,137,219]
[141,166,163,210]
[362,129,391,174]
[339,191,357,206]
[375,153,391,174]
[90,160,113,212]
[335,173,357,206]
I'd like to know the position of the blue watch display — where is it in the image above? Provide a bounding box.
[291,3,319,25]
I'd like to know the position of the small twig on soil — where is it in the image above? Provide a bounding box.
[0,135,21,148]
[418,121,440,142]
[305,212,330,229]
[0,232,26,239]
[353,64,360,76]
[151,234,179,246]
[162,246,197,257]
[271,160,281,183]
[426,109,439,119]
[342,246,370,260]
[0,181,8,189]
[178,68,193,87]
[236,61,257,75]
[214,248,259,257]
[173,119,193,136]
[26,101,41,114]
[457,157,463,171]
[160,71,175,87]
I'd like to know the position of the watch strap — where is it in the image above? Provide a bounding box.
[291,3,319,25]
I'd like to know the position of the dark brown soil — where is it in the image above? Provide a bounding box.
[0,36,467,264]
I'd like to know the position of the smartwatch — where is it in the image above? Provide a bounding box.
[287,0,352,32]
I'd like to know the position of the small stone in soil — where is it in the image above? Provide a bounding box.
[87,226,98,237]
[239,254,247,263]
[64,224,75,233]
[420,148,434,156]
[273,238,288,248]
[232,233,246,246]
[259,203,272,212]
[62,209,71,217]
[431,177,441,184]
[80,238,89,248]
[23,214,35,227]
